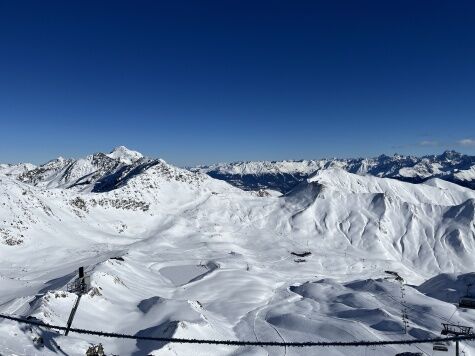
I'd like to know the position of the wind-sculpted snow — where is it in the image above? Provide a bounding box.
[0,150,475,355]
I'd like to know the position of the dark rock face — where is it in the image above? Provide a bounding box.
[92,159,161,192]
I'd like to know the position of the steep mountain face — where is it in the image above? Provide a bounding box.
[1,148,475,355]
[193,151,475,193]
[17,147,152,191]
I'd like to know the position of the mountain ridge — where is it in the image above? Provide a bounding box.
[193,150,475,193]
[3,148,475,194]
[1,147,475,355]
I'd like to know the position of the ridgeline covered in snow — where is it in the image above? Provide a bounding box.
[192,151,475,193]
[0,147,474,355]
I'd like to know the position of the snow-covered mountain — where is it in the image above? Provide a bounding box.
[15,146,158,192]
[0,162,36,177]
[105,145,143,164]
[1,147,475,355]
[193,151,475,193]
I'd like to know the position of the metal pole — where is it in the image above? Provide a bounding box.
[65,267,85,335]
[455,339,459,356]
[65,294,82,335]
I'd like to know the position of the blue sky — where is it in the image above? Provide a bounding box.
[1,1,474,166]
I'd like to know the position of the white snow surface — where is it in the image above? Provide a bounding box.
[455,166,475,182]
[195,159,329,175]
[0,163,36,177]
[0,149,475,355]
[106,146,144,164]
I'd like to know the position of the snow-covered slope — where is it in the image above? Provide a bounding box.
[0,162,36,177]
[193,151,475,193]
[1,149,475,355]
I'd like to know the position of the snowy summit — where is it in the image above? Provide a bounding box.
[105,145,144,165]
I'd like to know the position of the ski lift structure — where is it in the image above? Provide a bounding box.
[441,323,473,336]
[65,267,90,335]
[434,323,474,356]
[66,266,90,294]
[433,341,449,352]
[459,283,475,309]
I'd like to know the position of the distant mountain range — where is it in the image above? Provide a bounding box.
[192,151,475,193]
[2,148,474,195]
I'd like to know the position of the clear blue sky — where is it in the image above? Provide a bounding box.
[1,1,474,166]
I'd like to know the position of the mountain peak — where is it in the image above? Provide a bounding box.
[106,146,143,164]
[439,150,463,161]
